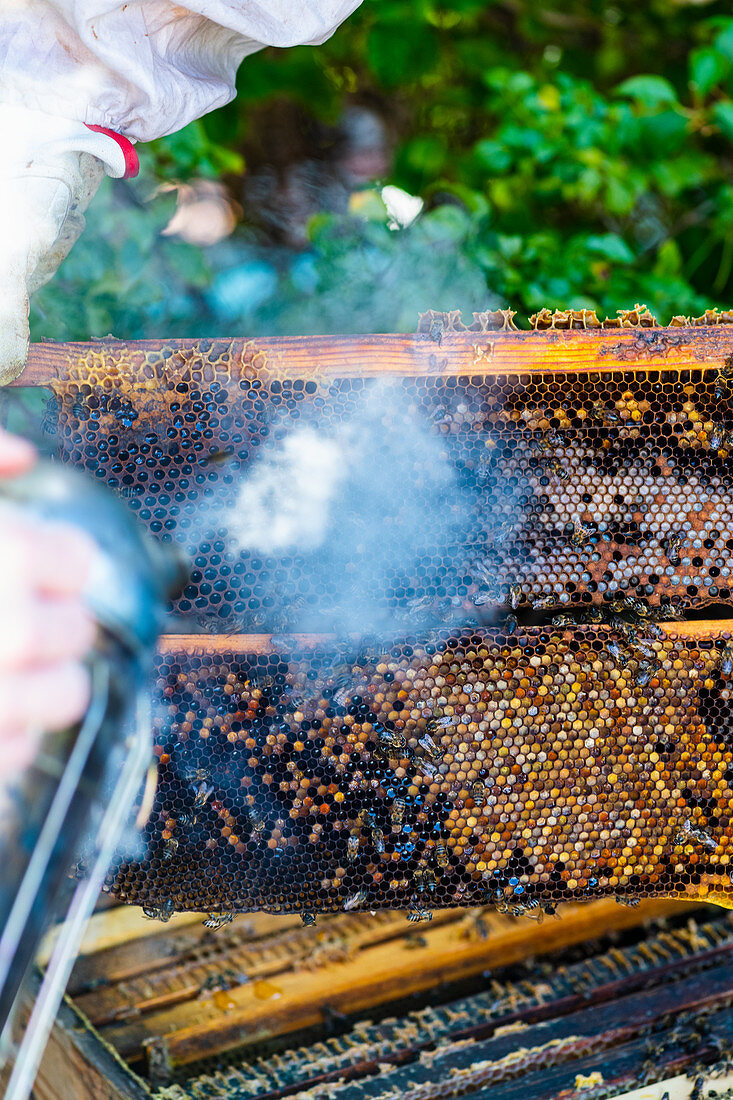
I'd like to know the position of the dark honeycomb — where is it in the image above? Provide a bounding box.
[106,626,733,917]
[47,334,733,632]
[30,313,733,918]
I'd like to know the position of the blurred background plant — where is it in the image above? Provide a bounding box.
[29,0,733,339]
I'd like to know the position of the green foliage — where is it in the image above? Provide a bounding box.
[30,0,733,338]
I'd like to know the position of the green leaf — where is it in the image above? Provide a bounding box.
[713,100,733,140]
[584,234,635,264]
[615,75,679,108]
[472,140,512,173]
[654,239,683,276]
[714,22,733,63]
[399,136,448,177]
[689,47,728,96]
[637,110,689,153]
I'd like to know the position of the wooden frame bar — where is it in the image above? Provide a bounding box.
[16,326,733,386]
[155,622,733,657]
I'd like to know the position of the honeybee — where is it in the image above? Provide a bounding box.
[509,897,543,920]
[162,837,179,860]
[417,733,441,761]
[41,393,60,438]
[622,595,652,619]
[508,583,523,610]
[537,427,565,451]
[407,907,433,923]
[552,613,575,628]
[142,899,174,923]
[184,766,209,785]
[532,594,556,611]
[413,866,436,895]
[372,826,385,856]
[427,715,456,733]
[405,594,436,623]
[673,818,717,851]
[391,798,406,829]
[434,843,449,868]
[249,809,267,839]
[471,780,487,802]
[709,422,726,450]
[418,759,440,781]
[376,725,406,756]
[301,912,317,926]
[202,911,234,930]
[634,660,656,688]
[329,671,354,707]
[607,639,627,664]
[543,458,571,481]
[503,614,519,635]
[179,811,198,827]
[71,393,90,421]
[570,520,593,549]
[662,532,684,567]
[473,587,500,608]
[715,355,733,394]
[719,643,733,677]
[347,833,360,861]
[614,895,639,908]
[591,401,620,424]
[492,520,515,546]
[344,889,366,911]
[632,638,656,661]
[194,781,215,810]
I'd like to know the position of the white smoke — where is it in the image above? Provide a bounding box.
[223,379,466,635]
[229,427,348,554]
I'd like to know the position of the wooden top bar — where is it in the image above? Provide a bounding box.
[156,623,733,656]
[17,325,733,385]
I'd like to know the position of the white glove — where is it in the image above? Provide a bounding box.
[0,104,137,385]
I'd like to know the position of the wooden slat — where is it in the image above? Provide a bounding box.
[74,909,459,1027]
[66,910,303,994]
[100,898,696,1068]
[155,621,733,658]
[158,633,335,656]
[37,907,205,968]
[16,327,733,387]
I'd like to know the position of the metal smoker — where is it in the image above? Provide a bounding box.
[0,461,186,1100]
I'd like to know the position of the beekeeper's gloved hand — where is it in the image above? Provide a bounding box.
[0,103,138,385]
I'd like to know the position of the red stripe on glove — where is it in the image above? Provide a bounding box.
[84,124,140,179]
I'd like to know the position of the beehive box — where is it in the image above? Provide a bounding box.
[12,310,733,1097]
[26,896,732,1099]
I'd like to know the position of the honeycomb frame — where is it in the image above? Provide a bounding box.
[15,313,733,919]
